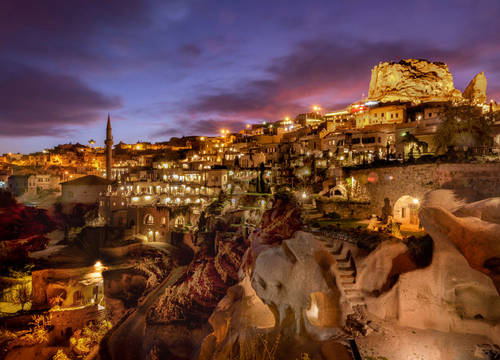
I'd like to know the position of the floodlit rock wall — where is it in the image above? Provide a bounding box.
[368,59,463,104]
[346,163,500,218]
[251,231,343,336]
[362,192,500,344]
[463,72,487,104]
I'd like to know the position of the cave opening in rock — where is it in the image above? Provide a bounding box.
[305,291,339,327]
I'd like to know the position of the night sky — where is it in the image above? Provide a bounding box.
[1,0,499,154]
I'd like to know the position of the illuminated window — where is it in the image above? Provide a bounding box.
[144,214,154,225]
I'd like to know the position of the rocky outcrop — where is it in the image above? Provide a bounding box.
[147,240,246,325]
[368,59,463,104]
[421,195,500,288]
[251,231,343,337]
[463,72,487,104]
[363,190,500,344]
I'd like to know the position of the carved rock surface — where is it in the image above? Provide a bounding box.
[463,72,487,104]
[368,59,463,104]
[364,191,500,344]
[251,231,343,337]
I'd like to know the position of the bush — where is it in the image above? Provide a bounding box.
[70,320,112,356]
[52,349,70,360]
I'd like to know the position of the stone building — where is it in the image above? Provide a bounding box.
[61,175,112,204]
[7,174,60,196]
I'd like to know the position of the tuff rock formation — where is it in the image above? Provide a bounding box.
[251,231,343,336]
[367,59,463,104]
[147,240,246,325]
[463,72,488,104]
[362,190,500,344]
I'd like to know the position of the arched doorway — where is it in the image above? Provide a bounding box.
[329,185,347,199]
[393,195,420,225]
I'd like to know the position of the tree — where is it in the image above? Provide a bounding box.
[11,282,31,311]
[435,104,494,154]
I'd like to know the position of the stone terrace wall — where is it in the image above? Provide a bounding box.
[345,163,500,217]
[49,305,106,343]
[316,200,373,220]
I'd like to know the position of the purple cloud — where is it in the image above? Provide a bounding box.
[188,39,481,120]
[0,62,121,137]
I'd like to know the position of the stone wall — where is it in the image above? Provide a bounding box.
[49,305,106,343]
[345,163,500,218]
[316,199,373,220]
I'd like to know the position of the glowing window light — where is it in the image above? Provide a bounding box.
[306,301,319,321]
[132,197,139,201]
[145,195,151,200]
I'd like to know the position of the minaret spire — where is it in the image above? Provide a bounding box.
[105,114,113,181]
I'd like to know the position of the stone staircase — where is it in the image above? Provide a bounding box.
[303,204,323,220]
[317,236,367,312]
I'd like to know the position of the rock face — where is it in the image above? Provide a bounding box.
[147,240,246,325]
[251,231,343,337]
[368,59,463,104]
[421,195,500,290]
[363,191,500,344]
[463,72,487,104]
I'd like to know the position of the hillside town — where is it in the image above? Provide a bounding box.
[1,59,500,360]
[2,60,500,234]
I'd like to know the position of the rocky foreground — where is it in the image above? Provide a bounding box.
[103,190,500,360]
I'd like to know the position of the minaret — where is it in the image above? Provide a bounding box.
[105,114,113,180]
